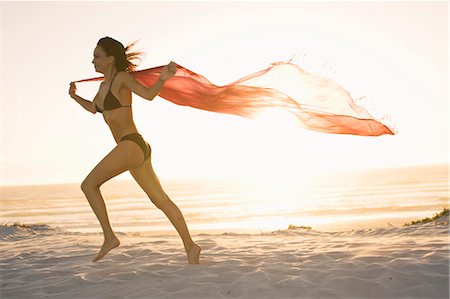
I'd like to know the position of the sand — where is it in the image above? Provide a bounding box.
[1,217,449,299]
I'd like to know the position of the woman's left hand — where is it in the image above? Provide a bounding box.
[159,61,177,82]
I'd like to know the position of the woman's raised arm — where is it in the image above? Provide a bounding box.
[122,61,176,101]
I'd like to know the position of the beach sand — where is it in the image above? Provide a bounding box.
[1,216,448,299]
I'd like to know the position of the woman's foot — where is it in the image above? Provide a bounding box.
[93,237,120,262]
[187,243,201,264]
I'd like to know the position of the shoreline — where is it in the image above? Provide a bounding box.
[2,207,448,236]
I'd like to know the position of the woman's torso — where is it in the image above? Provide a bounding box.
[94,73,138,143]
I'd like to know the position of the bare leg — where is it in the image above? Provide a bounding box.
[81,186,120,261]
[81,141,144,262]
[130,159,201,264]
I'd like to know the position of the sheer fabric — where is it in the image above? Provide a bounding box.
[76,61,395,136]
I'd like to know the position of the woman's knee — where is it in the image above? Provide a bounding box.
[81,177,99,194]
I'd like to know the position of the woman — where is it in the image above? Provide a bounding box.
[68,37,201,264]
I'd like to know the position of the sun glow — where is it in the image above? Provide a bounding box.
[2,2,447,186]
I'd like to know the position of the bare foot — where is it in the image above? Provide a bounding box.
[93,237,120,262]
[187,243,201,265]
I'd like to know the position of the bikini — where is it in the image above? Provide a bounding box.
[96,72,151,165]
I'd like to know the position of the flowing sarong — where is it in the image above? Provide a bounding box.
[76,61,395,136]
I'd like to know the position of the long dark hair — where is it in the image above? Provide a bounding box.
[97,37,142,72]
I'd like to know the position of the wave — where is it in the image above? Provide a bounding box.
[2,213,447,242]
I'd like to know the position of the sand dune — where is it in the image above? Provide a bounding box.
[1,217,448,299]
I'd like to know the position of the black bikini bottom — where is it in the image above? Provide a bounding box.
[120,133,151,165]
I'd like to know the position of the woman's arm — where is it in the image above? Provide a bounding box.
[122,61,177,101]
[69,82,97,114]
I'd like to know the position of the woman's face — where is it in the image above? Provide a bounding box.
[92,46,112,74]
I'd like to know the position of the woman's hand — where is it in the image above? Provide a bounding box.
[69,82,77,97]
[159,61,177,82]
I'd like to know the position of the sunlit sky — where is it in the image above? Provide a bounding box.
[1,1,448,186]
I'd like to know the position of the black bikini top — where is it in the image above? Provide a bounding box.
[95,73,131,113]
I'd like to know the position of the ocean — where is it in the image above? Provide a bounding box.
[1,164,448,234]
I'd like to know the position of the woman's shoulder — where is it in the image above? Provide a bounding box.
[115,71,134,91]
[116,71,133,83]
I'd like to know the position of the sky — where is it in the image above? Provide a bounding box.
[1,1,448,186]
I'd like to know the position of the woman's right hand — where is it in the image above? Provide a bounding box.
[69,82,77,97]
[159,61,177,82]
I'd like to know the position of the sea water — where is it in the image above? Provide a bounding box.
[1,164,448,234]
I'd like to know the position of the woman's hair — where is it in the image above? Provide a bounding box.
[97,37,142,72]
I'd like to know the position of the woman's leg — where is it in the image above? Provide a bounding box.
[81,141,144,261]
[129,159,201,264]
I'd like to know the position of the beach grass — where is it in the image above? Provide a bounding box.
[404,208,449,226]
